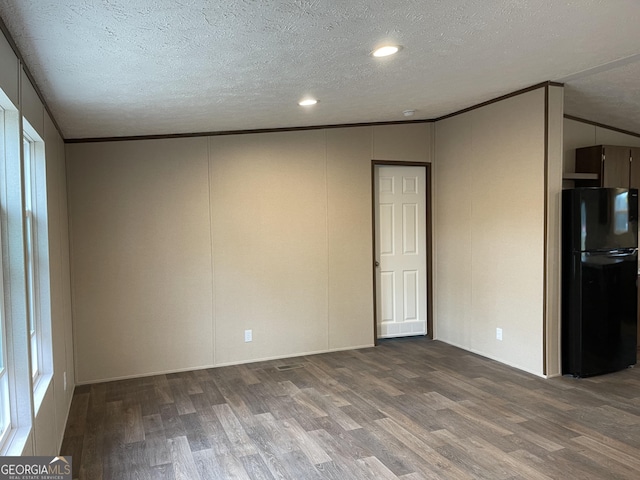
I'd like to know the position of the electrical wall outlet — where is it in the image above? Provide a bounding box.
[244,329,252,342]
[496,328,503,341]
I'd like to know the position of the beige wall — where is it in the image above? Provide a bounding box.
[0,30,18,106]
[67,87,571,385]
[66,123,433,383]
[210,130,330,365]
[40,110,75,454]
[326,127,375,350]
[434,87,554,376]
[68,90,565,382]
[21,68,43,137]
[67,138,214,381]
[546,86,564,377]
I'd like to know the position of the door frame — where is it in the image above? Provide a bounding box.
[371,160,433,345]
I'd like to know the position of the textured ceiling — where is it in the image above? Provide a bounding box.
[0,0,639,139]
[562,56,640,134]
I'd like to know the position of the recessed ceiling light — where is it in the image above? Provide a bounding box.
[372,45,401,57]
[298,98,318,106]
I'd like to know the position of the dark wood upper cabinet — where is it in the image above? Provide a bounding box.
[603,146,632,188]
[575,145,631,188]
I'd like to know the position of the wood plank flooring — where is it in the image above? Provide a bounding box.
[60,338,640,479]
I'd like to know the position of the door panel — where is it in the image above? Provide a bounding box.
[379,204,394,255]
[403,270,418,321]
[403,203,418,254]
[381,272,395,322]
[375,165,427,338]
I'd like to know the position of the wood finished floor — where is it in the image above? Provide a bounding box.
[61,338,640,479]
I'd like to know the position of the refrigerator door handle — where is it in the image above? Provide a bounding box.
[583,248,638,257]
[609,249,637,258]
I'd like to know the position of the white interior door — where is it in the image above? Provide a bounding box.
[375,165,427,338]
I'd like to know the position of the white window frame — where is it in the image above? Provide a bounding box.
[0,104,11,449]
[21,119,51,405]
[23,132,41,384]
[0,88,36,456]
[0,247,9,449]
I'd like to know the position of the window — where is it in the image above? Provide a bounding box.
[0,81,50,454]
[0,105,10,448]
[23,133,41,382]
[21,121,50,398]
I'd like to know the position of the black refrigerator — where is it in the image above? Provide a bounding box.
[562,187,638,377]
